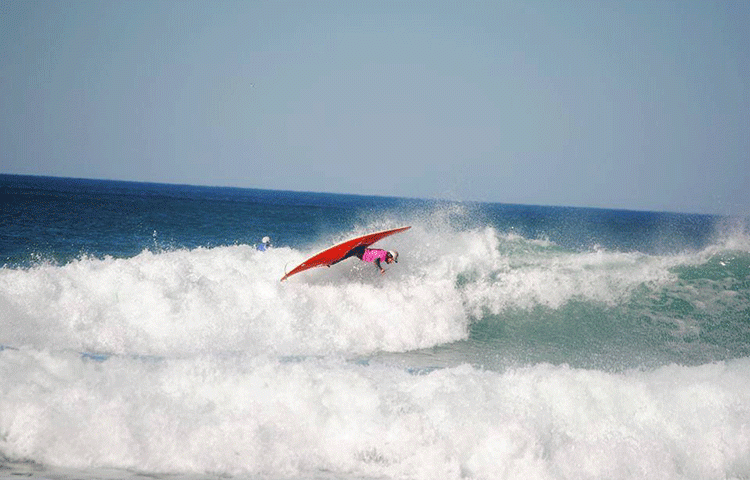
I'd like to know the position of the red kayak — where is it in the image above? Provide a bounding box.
[280,226,411,281]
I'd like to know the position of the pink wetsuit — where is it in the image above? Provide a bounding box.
[361,248,388,264]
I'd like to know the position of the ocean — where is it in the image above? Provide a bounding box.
[1,174,749,480]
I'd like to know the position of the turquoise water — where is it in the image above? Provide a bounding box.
[1,174,749,479]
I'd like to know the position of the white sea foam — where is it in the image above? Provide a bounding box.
[1,348,749,479]
[0,217,744,358]
[0,240,468,356]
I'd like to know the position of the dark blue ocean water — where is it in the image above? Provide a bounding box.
[0,174,718,264]
[1,174,749,480]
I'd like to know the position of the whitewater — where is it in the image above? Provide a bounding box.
[1,175,749,479]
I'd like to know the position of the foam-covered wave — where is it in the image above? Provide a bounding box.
[450,223,750,368]
[0,243,466,357]
[1,212,748,360]
[1,347,749,479]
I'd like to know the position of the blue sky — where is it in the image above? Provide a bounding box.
[2,1,748,215]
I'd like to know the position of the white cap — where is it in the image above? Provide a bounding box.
[262,236,271,244]
[388,250,398,262]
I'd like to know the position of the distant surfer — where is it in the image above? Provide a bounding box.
[257,236,272,251]
[341,246,398,274]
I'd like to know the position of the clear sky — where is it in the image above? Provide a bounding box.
[2,1,748,215]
